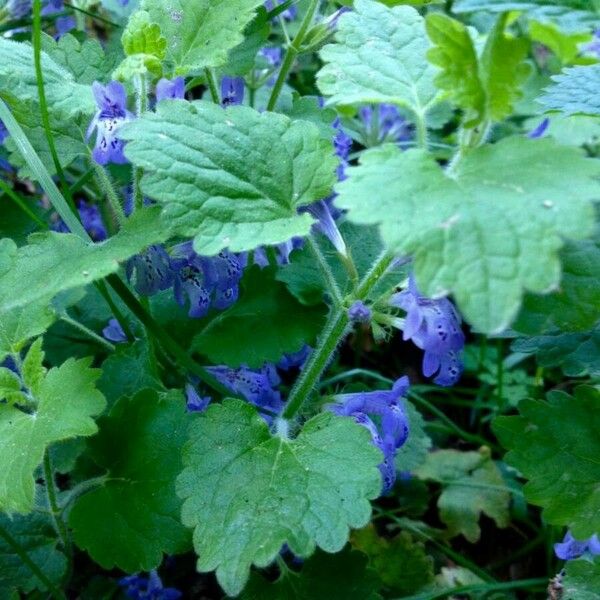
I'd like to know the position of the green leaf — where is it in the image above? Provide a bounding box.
[425,14,485,126]
[425,13,529,126]
[141,0,264,75]
[454,0,597,10]
[21,338,46,397]
[512,324,600,377]
[514,237,600,334]
[0,368,22,405]
[41,33,120,84]
[529,21,592,65]
[222,9,270,77]
[69,390,191,572]
[0,355,106,513]
[177,399,382,596]
[121,101,336,255]
[3,97,89,179]
[317,0,440,120]
[415,449,510,542]
[97,340,162,408]
[0,207,169,315]
[0,38,95,119]
[493,386,600,538]
[394,401,432,473]
[0,302,55,361]
[122,10,167,58]
[192,267,325,368]
[562,557,600,600]
[335,137,599,332]
[113,53,163,81]
[480,14,531,122]
[540,65,600,116]
[241,547,383,600]
[352,526,434,594]
[0,512,67,596]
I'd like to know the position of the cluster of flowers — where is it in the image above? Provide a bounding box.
[119,570,180,600]
[2,0,75,35]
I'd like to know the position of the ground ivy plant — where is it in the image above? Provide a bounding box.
[0,0,599,598]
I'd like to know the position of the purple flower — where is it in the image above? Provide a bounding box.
[102,318,127,344]
[51,200,107,241]
[327,377,410,493]
[359,104,413,147]
[277,345,311,371]
[185,383,211,413]
[221,76,245,107]
[126,245,174,296]
[0,120,7,145]
[333,119,352,181]
[528,118,549,139]
[583,30,600,57]
[206,364,283,418]
[326,6,351,30]
[170,243,245,318]
[87,81,132,165]
[303,199,347,256]
[348,301,371,323]
[5,0,31,19]
[156,77,185,102]
[390,275,464,387]
[259,47,283,68]
[253,238,304,268]
[554,531,600,561]
[119,570,181,600]
[264,0,297,21]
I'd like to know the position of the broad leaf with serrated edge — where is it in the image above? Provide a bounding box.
[493,386,600,538]
[0,302,55,360]
[177,399,382,596]
[0,512,67,596]
[69,390,190,572]
[514,237,600,334]
[540,64,600,116]
[192,267,325,368]
[41,33,120,84]
[241,548,382,600]
[415,449,510,542]
[512,324,600,377]
[317,0,439,120]
[0,207,169,315]
[425,14,484,126]
[335,137,598,332]
[0,38,95,119]
[0,355,105,513]
[121,101,336,255]
[121,11,166,58]
[141,0,264,75]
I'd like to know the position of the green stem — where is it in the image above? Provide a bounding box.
[320,368,394,389]
[409,390,491,448]
[378,510,495,583]
[60,314,116,352]
[0,178,47,227]
[0,100,87,238]
[283,251,394,420]
[0,521,66,600]
[306,237,343,305]
[204,68,220,103]
[93,163,126,228]
[105,275,240,398]
[395,578,548,600]
[414,110,428,149]
[266,0,320,112]
[43,453,71,555]
[32,0,77,214]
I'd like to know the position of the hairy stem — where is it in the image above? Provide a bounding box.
[266,0,320,112]
[284,251,394,420]
[133,74,148,212]
[306,236,343,305]
[60,313,116,352]
[93,163,126,228]
[32,0,77,214]
[43,453,71,555]
[204,68,220,103]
